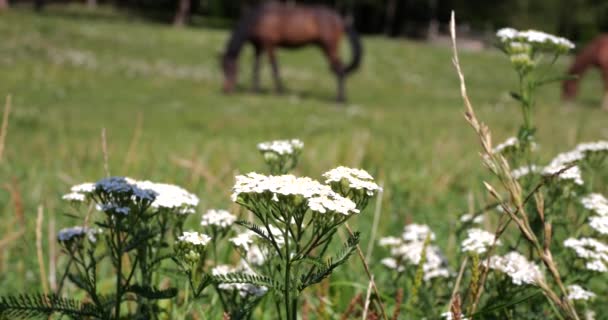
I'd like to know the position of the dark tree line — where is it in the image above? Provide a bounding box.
[3,0,608,43]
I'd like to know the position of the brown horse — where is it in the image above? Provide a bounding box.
[562,34,608,110]
[221,2,362,102]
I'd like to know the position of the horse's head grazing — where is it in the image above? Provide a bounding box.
[221,53,238,93]
[562,78,579,101]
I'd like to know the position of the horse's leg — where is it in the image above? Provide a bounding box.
[602,69,608,111]
[252,45,262,93]
[324,44,346,103]
[267,47,285,94]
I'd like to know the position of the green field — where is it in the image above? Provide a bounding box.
[1,5,607,315]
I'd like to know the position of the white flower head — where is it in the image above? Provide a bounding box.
[542,164,584,185]
[230,231,257,252]
[62,192,86,202]
[575,141,608,154]
[201,209,237,229]
[492,137,519,155]
[135,181,199,214]
[567,285,595,301]
[402,224,435,242]
[322,166,382,196]
[178,231,211,246]
[257,139,303,155]
[564,237,608,272]
[511,165,541,180]
[581,194,608,216]
[232,173,358,216]
[589,216,608,235]
[460,213,484,224]
[70,183,95,194]
[486,251,543,285]
[462,228,500,254]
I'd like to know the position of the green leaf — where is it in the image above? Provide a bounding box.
[0,294,104,319]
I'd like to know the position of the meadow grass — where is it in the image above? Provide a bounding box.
[0,5,607,316]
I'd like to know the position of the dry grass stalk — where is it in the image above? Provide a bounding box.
[341,293,363,320]
[0,229,25,250]
[101,127,110,177]
[48,213,57,292]
[450,293,462,320]
[448,256,468,310]
[0,95,11,164]
[362,276,374,320]
[3,178,25,227]
[450,11,579,319]
[344,223,388,320]
[36,204,50,295]
[391,288,403,320]
[122,111,143,173]
[365,181,384,261]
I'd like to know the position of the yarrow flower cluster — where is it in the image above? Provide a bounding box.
[322,166,382,197]
[379,224,449,281]
[567,284,596,301]
[496,28,575,52]
[257,139,303,156]
[232,173,358,216]
[461,228,500,254]
[486,251,543,285]
[581,194,608,216]
[178,231,212,246]
[201,209,237,229]
[63,177,199,215]
[510,165,541,180]
[564,237,608,272]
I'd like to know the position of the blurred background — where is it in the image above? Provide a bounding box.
[0,0,607,304]
[2,0,608,41]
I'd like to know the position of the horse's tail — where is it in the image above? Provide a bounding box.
[343,24,362,75]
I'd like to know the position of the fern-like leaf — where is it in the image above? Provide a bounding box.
[300,232,360,290]
[0,294,104,319]
[213,272,283,292]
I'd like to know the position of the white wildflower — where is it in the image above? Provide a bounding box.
[322,166,382,196]
[487,252,542,285]
[564,237,608,272]
[177,231,211,246]
[567,285,596,301]
[589,216,608,235]
[62,192,86,202]
[496,28,518,41]
[70,182,95,194]
[511,165,541,180]
[230,231,257,252]
[462,228,500,254]
[402,224,435,242]
[542,164,584,185]
[201,209,237,229]
[492,137,519,155]
[257,139,303,155]
[575,140,608,154]
[378,236,402,247]
[581,194,608,216]
[135,181,199,214]
[380,257,404,272]
[232,173,358,216]
[441,312,469,320]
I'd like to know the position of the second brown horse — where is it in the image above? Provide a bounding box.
[221,2,362,102]
[562,34,608,110]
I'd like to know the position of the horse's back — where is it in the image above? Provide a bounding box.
[250,3,344,47]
